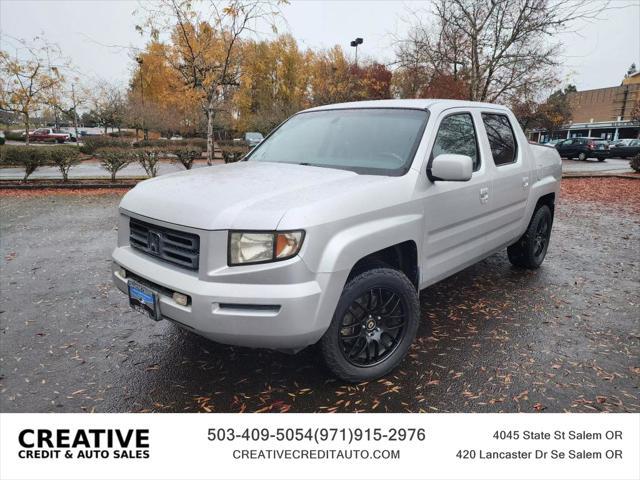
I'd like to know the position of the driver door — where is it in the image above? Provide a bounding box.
[420,109,493,286]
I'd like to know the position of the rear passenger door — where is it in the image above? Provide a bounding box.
[479,111,530,245]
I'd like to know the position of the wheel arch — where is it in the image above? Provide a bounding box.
[348,240,419,289]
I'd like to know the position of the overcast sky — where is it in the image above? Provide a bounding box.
[1,0,639,92]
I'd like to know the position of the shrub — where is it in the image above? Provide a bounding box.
[0,145,47,181]
[97,147,131,182]
[219,143,250,163]
[133,138,208,150]
[48,146,81,181]
[630,154,640,173]
[0,136,4,145]
[3,130,25,142]
[80,136,130,155]
[131,147,162,177]
[108,131,136,138]
[169,145,204,170]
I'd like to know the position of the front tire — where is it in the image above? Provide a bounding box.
[507,205,553,269]
[320,267,421,382]
[578,152,587,161]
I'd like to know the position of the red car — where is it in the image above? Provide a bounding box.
[28,128,70,143]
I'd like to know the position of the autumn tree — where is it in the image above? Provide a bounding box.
[395,0,604,103]
[307,46,354,106]
[49,80,88,142]
[88,83,127,134]
[0,36,66,144]
[511,85,576,136]
[140,0,283,164]
[128,41,204,138]
[234,35,310,133]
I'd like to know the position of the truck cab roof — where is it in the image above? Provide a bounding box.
[303,98,512,114]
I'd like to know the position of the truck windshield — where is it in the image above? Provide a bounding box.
[247,108,428,175]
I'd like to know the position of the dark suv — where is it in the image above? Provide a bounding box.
[555,137,608,161]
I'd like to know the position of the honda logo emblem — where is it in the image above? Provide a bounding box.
[148,231,161,254]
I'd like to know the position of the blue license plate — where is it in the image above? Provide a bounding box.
[128,280,160,320]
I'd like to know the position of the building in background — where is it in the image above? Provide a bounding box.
[531,66,640,142]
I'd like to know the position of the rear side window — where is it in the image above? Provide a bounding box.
[431,113,480,171]
[482,113,517,166]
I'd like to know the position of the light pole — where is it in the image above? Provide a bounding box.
[136,57,147,140]
[350,37,363,67]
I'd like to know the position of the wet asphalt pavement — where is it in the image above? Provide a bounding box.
[1,180,638,413]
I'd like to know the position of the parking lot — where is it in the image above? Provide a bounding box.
[0,178,638,413]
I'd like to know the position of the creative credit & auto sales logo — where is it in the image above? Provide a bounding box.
[17,428,150,460]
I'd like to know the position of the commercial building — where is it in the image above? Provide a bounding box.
[531,69,640,142]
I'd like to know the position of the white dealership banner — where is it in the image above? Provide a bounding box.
[1,413,638,480]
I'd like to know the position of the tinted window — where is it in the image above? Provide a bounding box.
[482,113,517,165]
[431,113,480,171]
[248,108,428,176]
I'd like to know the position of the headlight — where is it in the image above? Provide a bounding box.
[228,231,304,265]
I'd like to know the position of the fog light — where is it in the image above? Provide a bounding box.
[173,292,188,306]
[116,266,126,278]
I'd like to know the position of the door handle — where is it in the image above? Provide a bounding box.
[522,176,529,189]
[479,187,489,204]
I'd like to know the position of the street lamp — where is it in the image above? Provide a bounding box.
[350,37,363,67]
[136,56,147,140]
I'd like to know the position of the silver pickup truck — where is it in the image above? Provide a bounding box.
[112,99,561,382]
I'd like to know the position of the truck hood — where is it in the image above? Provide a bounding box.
[119,161,391,230]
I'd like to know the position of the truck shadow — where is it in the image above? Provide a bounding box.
[120,252,561,413]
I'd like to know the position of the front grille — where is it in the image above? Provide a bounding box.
[129,218,200,270]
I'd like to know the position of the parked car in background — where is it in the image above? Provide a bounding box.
[555,137,608,161]
[57,129,77,142]
[612,138,637,148]
[608,139,640,159]
[28,128,70,143]
[244,131,264,147]
[112,99,561,382]
[543,139,562,146]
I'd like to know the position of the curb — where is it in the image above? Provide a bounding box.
[562,173,639,179]
[0,182,138,190]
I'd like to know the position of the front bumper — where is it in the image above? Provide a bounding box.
[112,246,347,350]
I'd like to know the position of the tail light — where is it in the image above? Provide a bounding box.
[587,141,595,150]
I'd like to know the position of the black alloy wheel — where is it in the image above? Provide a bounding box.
[320,267,421,382]
[339,287,406,367]
[532,213,550,263]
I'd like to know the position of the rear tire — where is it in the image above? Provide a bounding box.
[507,205,553,269]
[320,267,422,382]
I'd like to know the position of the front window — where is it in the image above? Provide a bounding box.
[247,108,429,175]
[431,113,480,171]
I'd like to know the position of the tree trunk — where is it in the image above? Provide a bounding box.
[111,170,116,182]
[206,106,215,166]
[24,114,30,146]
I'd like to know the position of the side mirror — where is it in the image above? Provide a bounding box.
[429,154,473,182]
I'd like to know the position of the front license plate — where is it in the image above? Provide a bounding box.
[128,280,160,321]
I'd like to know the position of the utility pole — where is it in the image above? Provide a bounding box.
[136,57,148,140]
[350,37,363,67]
[71,83,80,144]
